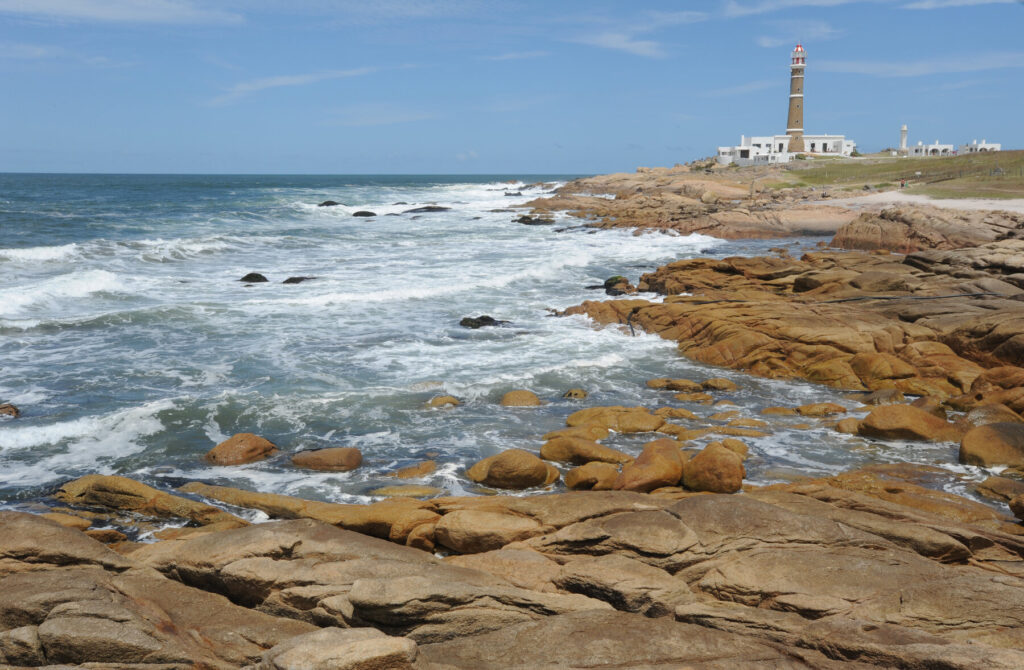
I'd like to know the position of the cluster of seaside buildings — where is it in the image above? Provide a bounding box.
[715,44,1000,167]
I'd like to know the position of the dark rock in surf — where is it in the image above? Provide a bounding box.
[460,315,509,329]
[352,211,377,217]
[516,215,554,226]
[318,200,343,207]
[239,272,269,283]
[404,206,451,214]
[283,276,316,285]
[0,403,19,419]
[505,192,523,197]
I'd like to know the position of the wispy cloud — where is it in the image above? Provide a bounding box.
[819,51,1024,76]
[484,51,549,61]
[0,41,121,66]
[756,20,841,47]
[325,103,436,127]
[210,67,380,105]
[699,79,776,97]
[903,0,1016,8]
[0,0,242,24]
[724,0,872,17]
[569,10,708,58]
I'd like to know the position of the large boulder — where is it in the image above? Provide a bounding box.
[434,510,545,554]
[858,405,960,442]
[959,423,1024,468]
[682,443,745,494]
[564,462,620,491]
[613,440,684,493]
[466,449,559,489]
[539,436,631,465]
[205,433,279,465]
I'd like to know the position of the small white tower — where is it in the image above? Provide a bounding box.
[900,124,908,153]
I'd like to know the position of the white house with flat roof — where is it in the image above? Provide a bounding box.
[908,140,955,157]
[716,133,856,166]
[959,139,1001,153]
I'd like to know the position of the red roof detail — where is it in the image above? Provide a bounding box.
[794,43,804,52]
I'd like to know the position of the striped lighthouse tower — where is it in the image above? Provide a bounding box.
[786,43,806,153]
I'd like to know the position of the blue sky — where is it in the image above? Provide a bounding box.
[1,0,1021,174]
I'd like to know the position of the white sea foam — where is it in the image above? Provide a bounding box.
[0,243,79,263]
[0,269,127,317]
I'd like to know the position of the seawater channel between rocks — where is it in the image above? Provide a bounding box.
[0,174,994,520]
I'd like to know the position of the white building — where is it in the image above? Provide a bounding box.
[908,140,954,157]
[959,139,1001,153]
[717,133,856,166]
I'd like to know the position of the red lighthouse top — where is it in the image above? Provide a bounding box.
[791,43,806,66]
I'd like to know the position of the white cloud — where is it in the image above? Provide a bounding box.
[571,32,665,58]
[724,0,871,17]
[0,0,242,23]
[819,51,1024,76]
[568,9,708,58]
[210,67,379,105]
[699,79,776,97]
[903,0,1016,8]
[0,42,62,59]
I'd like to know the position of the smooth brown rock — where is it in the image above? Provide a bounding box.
[291,447,363,472]
[719,438,749,460]
[542,424,611,441]
[56,475,246,527]
[646,378,702,392]
[702,377,739,391]
[796,402,846,417]
[500,390,543,407]
[962,403,1024,429]
[911,396,948,419]
[444,548,562,593]
[835,417,861,434]
[565,405,665,433]
[554,554,695,617]
[564,462,620,491]
[434,510,546,554]
[466,449,559,489]
[177,482,439,543]
[0,403,19,418]
[653,406,699,420]
[960,423,1024,467]
[860,388,906,405]
[39,512,91,531]
[392,460,437,479]
[562,388,588,399]
[761,406,797,416]
[427,395,460,408]
[682,443,745,494]
[859,405,960,442]
[613,442,684,493]
[539,436,631,466]
[370,485,443,498]
[674,391,714,404]
[975,476,1024,503]
[251,627,417,670]
[205,432,279,465]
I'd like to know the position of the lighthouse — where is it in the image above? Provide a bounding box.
[786,43,806,153]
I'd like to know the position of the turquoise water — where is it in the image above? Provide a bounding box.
[0,174,985,510]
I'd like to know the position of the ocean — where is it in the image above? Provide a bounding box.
[0,174,983,514]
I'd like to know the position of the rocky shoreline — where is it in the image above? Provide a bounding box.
[5,165,1024,668]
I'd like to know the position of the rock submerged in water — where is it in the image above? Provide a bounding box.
[317,200,343,207]
[282,276,315,284]
[403,205,451,214]
[563,388,588,399]
[500,390,543,407]
[352,210,377,217]
[291,447,363,472]
[205,433,279,465]
[459,315,507,329]
[239,272,269,283]
[516,214,554,225]
[0,403,19,418]
[427,395,461,408]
